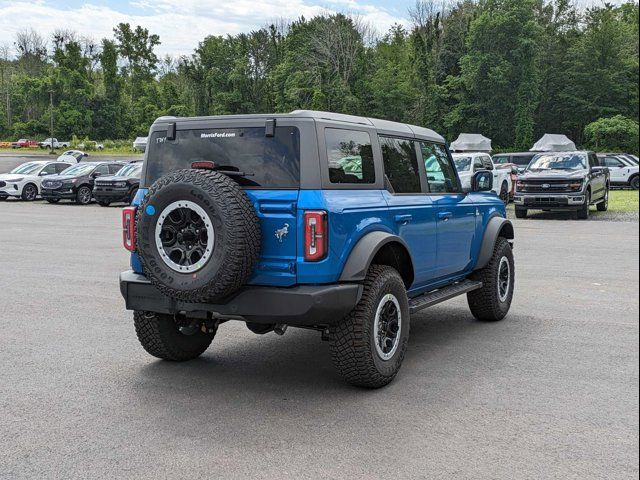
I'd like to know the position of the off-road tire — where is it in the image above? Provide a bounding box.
[597,188,609,212]
[76,185,92,205]
[133,310,215,361]
[329,265,410,388]
[515,207,527,219]
[577,190,590,219]
[467,237,514,321]
[21,183,38,201]
[136,169,261,303]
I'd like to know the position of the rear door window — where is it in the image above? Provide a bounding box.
[145,127,300,188]
[380,136,421,194]
[325,128,375,184]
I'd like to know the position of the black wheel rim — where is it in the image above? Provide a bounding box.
[374,294,401,360]
[25,185,36,200]
[498,256,510,302]
[156,200,214,273]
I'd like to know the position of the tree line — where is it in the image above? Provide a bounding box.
[0,0,638,152]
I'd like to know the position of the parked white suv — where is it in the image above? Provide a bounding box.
[452,152,512,203]
[597,154,639,189]
[0,161,73,201]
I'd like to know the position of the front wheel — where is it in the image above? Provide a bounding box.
[515,207,527,219]
[577,191,591,219]
[133,311,215,361]
[75,186,92,205]
[329,265,410,388]
[467,237,514,321]
[630,176,639,190]
[597,188,609,212]
[21,183,38,201]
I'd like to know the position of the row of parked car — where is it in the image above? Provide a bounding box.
[0,155,141,206]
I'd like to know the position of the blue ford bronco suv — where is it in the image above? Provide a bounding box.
[120,111,515,387]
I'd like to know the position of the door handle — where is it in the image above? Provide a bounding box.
[438,211,453,221]
[394,214,413,224]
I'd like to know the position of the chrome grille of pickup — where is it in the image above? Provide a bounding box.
[520,180,572,193]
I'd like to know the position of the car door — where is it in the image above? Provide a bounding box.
[588,153,605,198]
[379,136,438,287]
[603,156,626,183]
[419,141,477,279]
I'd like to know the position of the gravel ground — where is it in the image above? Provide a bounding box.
[0,200,637,480]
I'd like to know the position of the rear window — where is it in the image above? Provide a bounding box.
[145,127,300,188]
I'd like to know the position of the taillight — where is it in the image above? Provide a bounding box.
[122,206,137,251]
[304,210,327,261]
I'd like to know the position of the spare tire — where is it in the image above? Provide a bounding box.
[135,168,261,303]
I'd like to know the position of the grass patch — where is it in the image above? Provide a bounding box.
[604,189,639,213]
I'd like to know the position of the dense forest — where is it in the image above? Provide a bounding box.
[0,0,638,152]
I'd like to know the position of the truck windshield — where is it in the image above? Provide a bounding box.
[452,156,472,172]
[528,153,587,171]
[115,163,142,177]
[145,127,300,188]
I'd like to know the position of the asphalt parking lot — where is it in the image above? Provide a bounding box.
[1,198,638,479]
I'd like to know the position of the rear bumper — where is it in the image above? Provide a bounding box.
[514,193,585,209]
[119,270,362,326]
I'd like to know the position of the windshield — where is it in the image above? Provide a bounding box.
[115,163,142,177]
[11,162,42,175]
[452,156,472,172]
[145,127,300,188]
[61,163,96,176]
[528,153,587,171]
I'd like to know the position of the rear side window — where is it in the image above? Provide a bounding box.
[380,136,421,193]
[325,128,375,184]
[419,142,460,193]
[481,156,494,170]
[604,156,624,167]
[145,127,300,188]
[493,155,510,165]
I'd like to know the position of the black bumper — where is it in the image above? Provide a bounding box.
[514,193,585,210]
[40,188,76,200]
[119,270,362,326]
[93,188,129,203]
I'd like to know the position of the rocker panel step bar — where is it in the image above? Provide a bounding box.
[409,280,483,314]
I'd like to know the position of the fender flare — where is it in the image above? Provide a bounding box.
[474,216,514,271]
[339,231,413,283]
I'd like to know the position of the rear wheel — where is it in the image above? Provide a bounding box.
[133,311,215,361]
[21,183,38,201]
[467,237,514,321]
[76,186,92,205]
[515,207,527,219]
[329,265,410,388]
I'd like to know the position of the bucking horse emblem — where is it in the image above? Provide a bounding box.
[275,223,290,243]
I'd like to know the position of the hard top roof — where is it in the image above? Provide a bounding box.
[152,110,444,143]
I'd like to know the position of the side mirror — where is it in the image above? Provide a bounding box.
[472,170,493,192]
[591,166,604,173]
[39,171,49,176]
[511,166,519,175]
[92,172,102,178]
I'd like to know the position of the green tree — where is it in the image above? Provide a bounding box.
[584,115,639,154]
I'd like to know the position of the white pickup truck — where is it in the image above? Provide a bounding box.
[39,138,70,149]
[452,152,512,204]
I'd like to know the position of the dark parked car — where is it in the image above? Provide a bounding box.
[41,161,125,205]
[514,151,609,219]
[93,162,142,206]
[493,152,538,173]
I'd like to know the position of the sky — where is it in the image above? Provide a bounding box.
[0,0,630,58]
